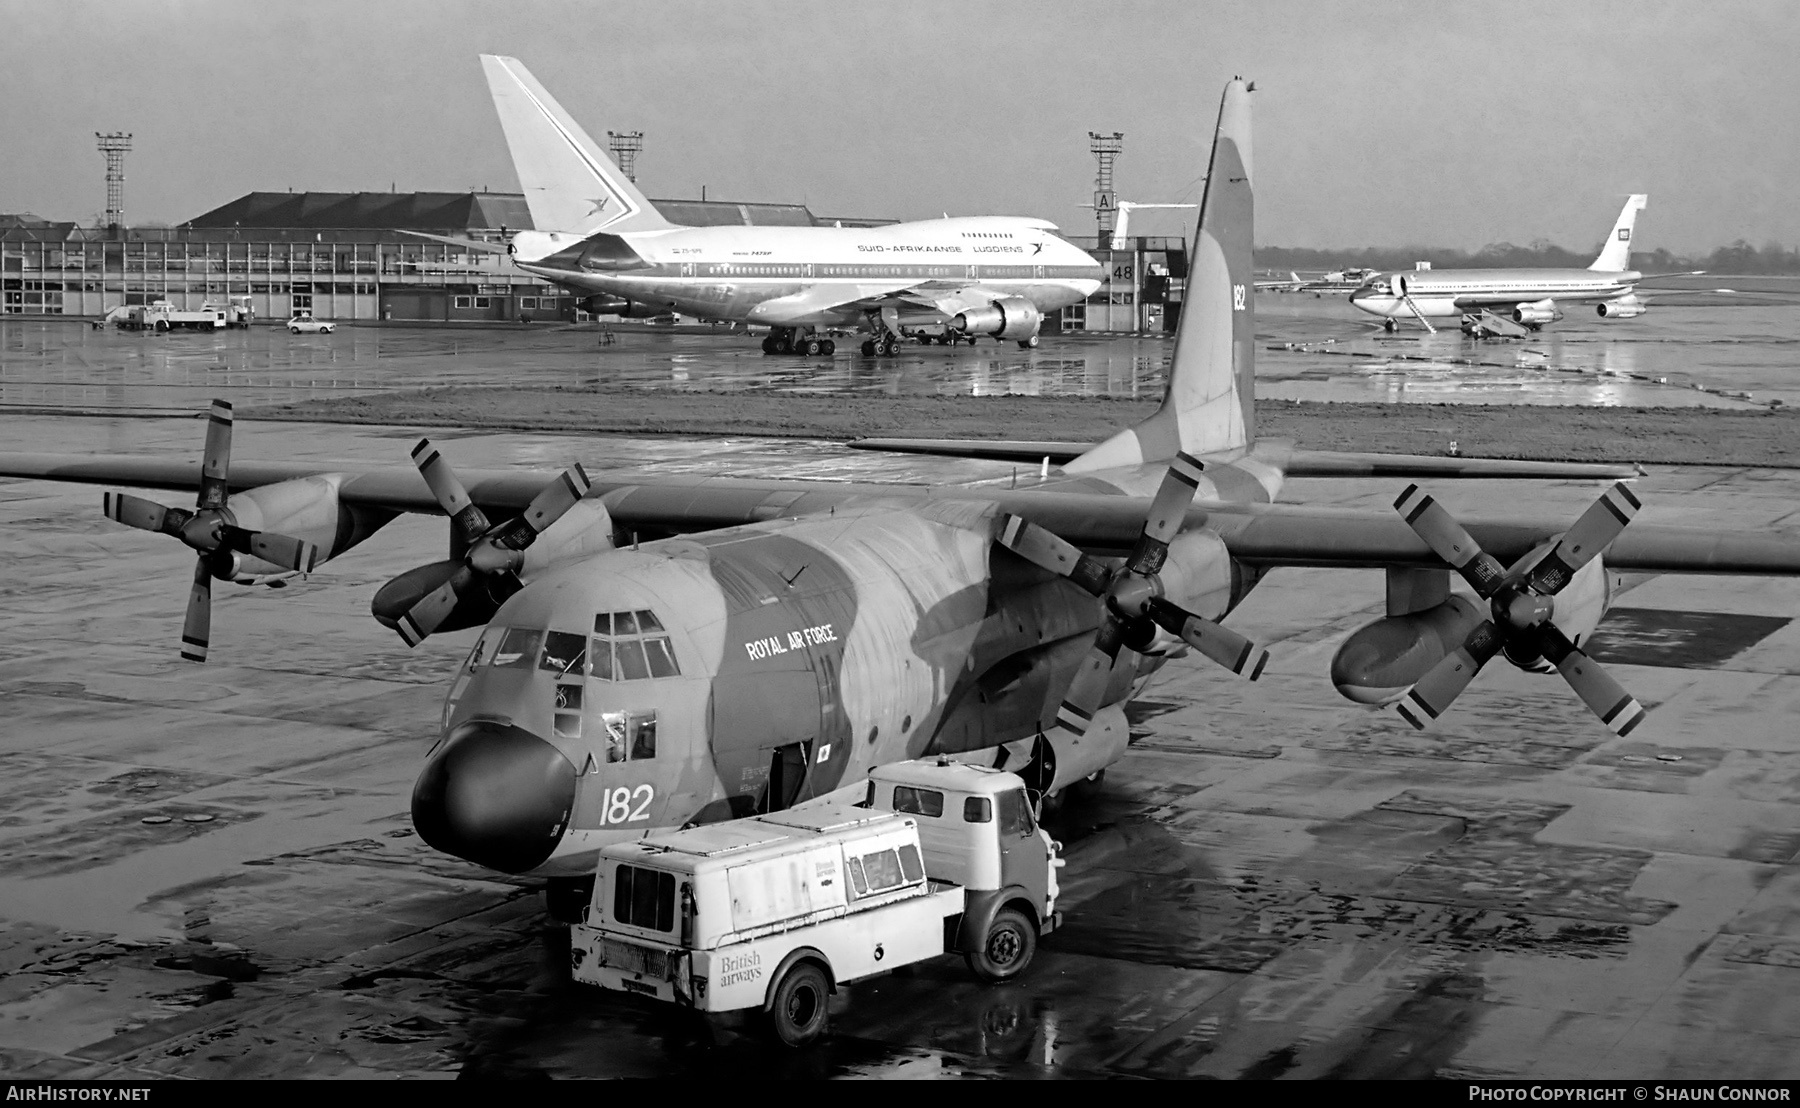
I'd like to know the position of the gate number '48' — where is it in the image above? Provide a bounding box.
[601,785,654,824]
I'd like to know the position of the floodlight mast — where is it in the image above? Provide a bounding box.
[1089,131,1123,249]
[606,131,644,184]
[96,132,133,229]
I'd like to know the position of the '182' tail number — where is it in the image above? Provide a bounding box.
[600,785,655,824]
[1232,284,1247,311]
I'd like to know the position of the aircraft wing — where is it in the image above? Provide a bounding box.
[745,280,1015,325]
[847,437,1642,479]
[393,230,512,254]
[3,453,1796,576]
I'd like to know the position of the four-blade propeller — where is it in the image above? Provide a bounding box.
[1392,481,1646,736]
[997,452,1270,744]
[100,399,319,663]
[381,439,592,646]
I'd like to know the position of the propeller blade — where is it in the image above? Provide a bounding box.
[396,565,476,647]
[517,464,593,541]
[180,555,212,663]
[1138,453,1206,553]
[220,526,320,573]
[1527,482,1641,595]
[411,439,490,542]
[997,514,1110,595]
[1144,598,1268,679]
[1395,620,1505,730]
[197,399,232,511]
[1050,620,1125,738]
[103,491,185,536]
[1536,624,1647,736]
[1394,484,1507,598]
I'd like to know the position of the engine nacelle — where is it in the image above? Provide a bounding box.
[1329,554,1616,701]
[224,474,396,576]
[519,500,617,577]
[951,296,1042,341]
[371,500,617,636]
[1501,548,1613,672]
[1596,294,1646,319]
[1018,703,1129,796]
[579,295,667,319]
[1331,594,1487,705]
[1512,299,1561,325]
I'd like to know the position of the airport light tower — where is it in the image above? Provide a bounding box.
[607,131,644,183]
[1089,131,1124,250]
[95,131,133,229]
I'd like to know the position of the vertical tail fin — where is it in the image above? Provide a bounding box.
[480,55,678,236]
[1067,79,1255,474]
[1589,194,1648,272]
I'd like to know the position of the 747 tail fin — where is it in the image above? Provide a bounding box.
[480,55,677,237]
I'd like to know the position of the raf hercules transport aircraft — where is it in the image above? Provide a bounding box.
[467,55,1105,357]
[5,81,1799,921]
[1348,195,1671,334]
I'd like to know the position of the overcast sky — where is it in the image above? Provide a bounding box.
[2,0,1795,254]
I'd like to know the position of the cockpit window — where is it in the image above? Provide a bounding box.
[538,631,586,676]
[590,610,681,681]
[492,627,542,669]
[463,628,500,674]
[602,709,657,762]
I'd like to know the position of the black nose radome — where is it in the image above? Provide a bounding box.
[412,721,576,874]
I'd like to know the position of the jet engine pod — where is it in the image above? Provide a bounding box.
[951,296,1043,341]
[1330,594,1486,705]
[1019,703,1129,797]
[579,295,668,319]
[1512,298,1561,325]
[1596,294,1646,319]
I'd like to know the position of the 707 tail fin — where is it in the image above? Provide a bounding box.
[1589,194,1648,272]
[480,55,677,237]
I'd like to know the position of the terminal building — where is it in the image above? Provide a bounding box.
[2,196,1184,333]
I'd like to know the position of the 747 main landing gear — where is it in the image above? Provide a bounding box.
[860,333,903,357]
[760,327,835,356]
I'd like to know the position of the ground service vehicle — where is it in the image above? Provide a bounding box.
[569,759,1062,1046]
[115,299,248,332]
[287,314,336,334]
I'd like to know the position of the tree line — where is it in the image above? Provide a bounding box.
[1257,239,1800,274]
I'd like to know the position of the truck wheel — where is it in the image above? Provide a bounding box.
[966,907,1036,984]
[769,962,830,1047]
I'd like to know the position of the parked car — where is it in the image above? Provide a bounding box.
[287,315,335,334]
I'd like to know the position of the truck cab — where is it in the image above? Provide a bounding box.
[865,758,1062,980]
[569,760,1063,1046]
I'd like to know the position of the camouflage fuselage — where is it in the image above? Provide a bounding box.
[416,488,1248,878]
